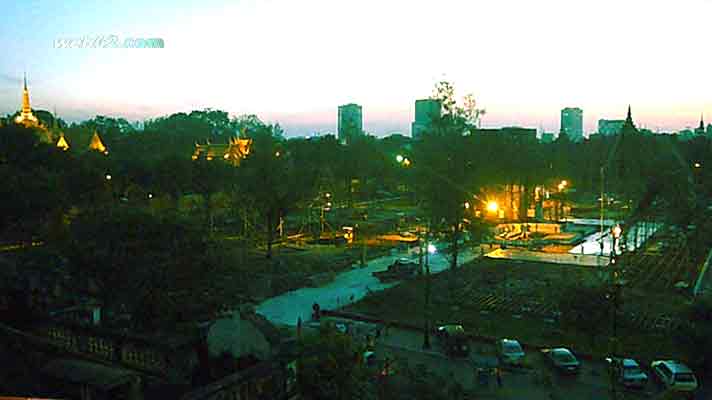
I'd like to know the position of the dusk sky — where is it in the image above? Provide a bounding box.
[1,0,710,137]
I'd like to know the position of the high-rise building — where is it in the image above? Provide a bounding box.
[411,99,441,140]
[598,119,625,136]
[337,103,363,144]
[474,127,537,145]
[560,107,583,142]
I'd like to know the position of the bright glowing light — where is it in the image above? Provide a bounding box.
[487,201,498,213]
[148,193,153,199]
[427,244,437,254]
[464,202,470,209]
[561,180,568,186]
[402,158,411,167]
[105,174,112,180]
[612,224,622,239]
[694,162,701,168]
[396,155,404,163]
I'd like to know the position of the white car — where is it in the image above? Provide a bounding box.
[497,339,525,365]
[606,357,648,388]
[650,360,697,392]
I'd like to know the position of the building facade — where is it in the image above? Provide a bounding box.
[411,99,441,140]
[475,127,537,145]
[192,137,252,166]
[598,119,625,136]
[337,103,363,144]
[560,107,583,142]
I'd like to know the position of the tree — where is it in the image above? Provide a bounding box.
[413,81,481,273]
[298,323,374,400]
[60,207,215,329]
[675,298,712,375]
[242,123,317,258]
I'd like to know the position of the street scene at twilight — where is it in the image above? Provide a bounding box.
[1,0,711,399]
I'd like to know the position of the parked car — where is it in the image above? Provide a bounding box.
[436,324,470,357]
[606,357,648,388]
[372,258,418,282]
[496,339,525,366]
[650,360,697,392]
[541,348,580,374]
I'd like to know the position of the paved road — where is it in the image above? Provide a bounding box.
[256,246,479,326]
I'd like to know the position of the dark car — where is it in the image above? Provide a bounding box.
[436,324,470,357]
[542,348,580,374]
[372,258,419,282]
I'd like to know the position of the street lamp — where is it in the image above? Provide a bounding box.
[396,154,404,163]
[486,201,498,214]
[611,224,622,258]
[105,174,112,181]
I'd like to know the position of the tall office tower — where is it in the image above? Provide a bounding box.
[337,103,363,144]
[560,107,583,142]
[411,99,441,140]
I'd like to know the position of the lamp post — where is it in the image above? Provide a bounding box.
[422,225,432,350]
[609,224,623,400]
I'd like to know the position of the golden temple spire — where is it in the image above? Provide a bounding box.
[56,133,70,151]
[89,131,108,154]
[15,72,39,127]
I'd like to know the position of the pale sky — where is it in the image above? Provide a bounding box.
[0,0,710,136]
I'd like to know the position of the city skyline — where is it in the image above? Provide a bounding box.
[1,0,710,137]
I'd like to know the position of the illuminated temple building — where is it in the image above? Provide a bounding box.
[88,131,108,154]
[14,74,53,143]
[192,137,252,166]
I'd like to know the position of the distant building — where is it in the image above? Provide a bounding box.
[560,107,583,142]
[411,99,441,140]
[707,124,712,136]
[88,131,109,154]
[598,119,625,136]
[337,103,363,144]
[695,115,705,136]
[12,73,55,144]
[192,137,252,166]
[15,73,41,129]
[475,127,537,145]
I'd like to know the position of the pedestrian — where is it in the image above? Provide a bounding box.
[496,367,503,388]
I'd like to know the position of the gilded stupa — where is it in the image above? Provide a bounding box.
[14,73,40,128]
[88,131,108,154]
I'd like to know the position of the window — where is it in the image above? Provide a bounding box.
[659,364,673,381]
[675,373,695,383]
